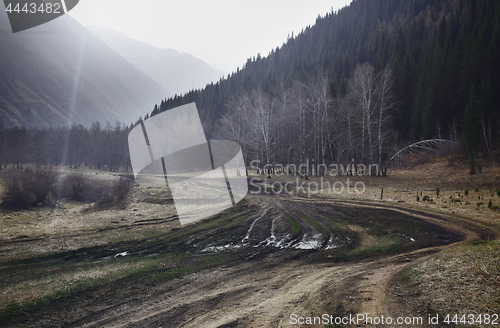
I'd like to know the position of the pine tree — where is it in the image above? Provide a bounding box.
[461,85,480,174]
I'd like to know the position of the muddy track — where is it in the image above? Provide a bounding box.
[295,196,496,240]
[54,250,444,328]
[7,195,495,328]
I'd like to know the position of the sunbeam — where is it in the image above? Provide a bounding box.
[55,28,88,204]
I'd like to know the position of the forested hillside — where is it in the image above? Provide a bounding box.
[151,0,500,170]
[1,0,498,172]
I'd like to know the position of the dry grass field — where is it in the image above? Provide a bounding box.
[0,156,498,327]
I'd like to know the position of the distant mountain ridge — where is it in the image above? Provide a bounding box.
[0,10,170,128]
[88,26,226,96]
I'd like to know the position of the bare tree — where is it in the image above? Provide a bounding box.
[383,139,460,175]
[349,63,377,165]
[308,72,333,168]
[375,65,396,175]
[222,95,250,153]
[334,96,356,165]
[222,87,277,172]
[247,88,276,170]
[273,79,293,165]
[289,81,310,167]
[218,63,398,177]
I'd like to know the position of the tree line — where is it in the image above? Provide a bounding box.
[218,63,396,175]
[0,122,132,171]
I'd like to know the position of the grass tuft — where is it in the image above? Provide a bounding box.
[288,216,300,235]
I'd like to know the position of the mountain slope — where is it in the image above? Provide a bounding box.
[0,10,170,128]
[88,26,226,96]
[150,0,500,146]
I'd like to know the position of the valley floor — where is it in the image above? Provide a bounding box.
[0,158,498,327]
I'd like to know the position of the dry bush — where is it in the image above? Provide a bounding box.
[60,172,88,202]
[29,165,57,204]
[92,179,113,205]
[61,173,130,207]
[1,165,57,209]
[112,177,130,201]
[1,170,33,209]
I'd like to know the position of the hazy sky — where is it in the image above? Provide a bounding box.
[69,0,352,73]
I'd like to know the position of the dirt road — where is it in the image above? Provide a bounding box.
[18,195,485,328]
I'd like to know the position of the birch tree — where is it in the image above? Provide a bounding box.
[375,64,396,175]
[308,72,333,167]
[349,63,377,164]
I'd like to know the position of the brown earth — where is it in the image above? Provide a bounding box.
[0,158,499,328]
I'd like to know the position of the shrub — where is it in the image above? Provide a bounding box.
[61,173,88,202]
[1,165,57,210]
[1,169,131,211]
[60,173,130,207]
[488,199,492,208]
[435,187,440,197]
[112,177,130,201]
[464,188,469,196]
[30,165,57,204]
[61,173,110,204]
[1,170,34,209]
[89,179,114,205]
